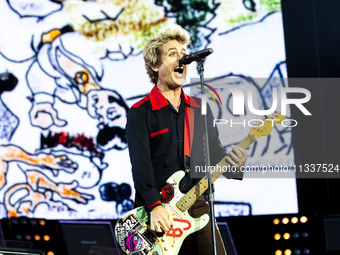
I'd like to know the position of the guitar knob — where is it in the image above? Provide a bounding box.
[161,237,167,242]
[164,245,170,251]
[152,252,159,255]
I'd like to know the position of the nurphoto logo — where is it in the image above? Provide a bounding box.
[199,83,312,128]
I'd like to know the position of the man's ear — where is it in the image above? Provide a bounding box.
[151,64,158,72]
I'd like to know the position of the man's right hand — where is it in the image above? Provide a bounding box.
[150,205,172,233]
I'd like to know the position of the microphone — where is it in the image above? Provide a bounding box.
[179,48,214,66]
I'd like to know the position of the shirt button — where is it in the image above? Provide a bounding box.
[180,139,184,143]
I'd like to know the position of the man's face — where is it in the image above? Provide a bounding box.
[156,40,188,89]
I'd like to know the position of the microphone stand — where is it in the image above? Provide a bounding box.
[197,60,218,255]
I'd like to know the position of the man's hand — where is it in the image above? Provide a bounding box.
[225,145,247,168]
[150,205,172,233]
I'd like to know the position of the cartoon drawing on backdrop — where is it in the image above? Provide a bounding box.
[0,0,167,218]
[155,0,219,51]
[0,0,296,219]
[0,72,19,141]
[26,24,129,151]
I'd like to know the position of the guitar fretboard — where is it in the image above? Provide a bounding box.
[176,134,255,212]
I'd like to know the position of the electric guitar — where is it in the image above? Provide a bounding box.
[115,112,285,255]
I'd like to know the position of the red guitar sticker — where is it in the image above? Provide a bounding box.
[166,218,191,238]
[173,218,191,230]
[160,183,174,203]
[166,228,183,237]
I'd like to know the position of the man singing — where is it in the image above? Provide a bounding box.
[126,24,247,254]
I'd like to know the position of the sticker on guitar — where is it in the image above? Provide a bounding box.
[122,214,141,232]
[125,232,144,252]
[160,182,174,203]
[166,218,191,238]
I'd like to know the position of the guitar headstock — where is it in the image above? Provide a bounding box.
[249,112,286,140]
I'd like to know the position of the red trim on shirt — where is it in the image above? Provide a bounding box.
[183,91,200,108]
[184,107,194,158]
[150,86,169,111]
[150,128,169,138]
[147,200,162,209]
[149,86,201,111]
[131,94,150,108]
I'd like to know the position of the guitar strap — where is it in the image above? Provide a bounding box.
[184,106,194,171]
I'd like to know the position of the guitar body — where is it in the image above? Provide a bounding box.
[115,171,209,255]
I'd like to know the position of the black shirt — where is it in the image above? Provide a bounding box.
[126,86,227,210]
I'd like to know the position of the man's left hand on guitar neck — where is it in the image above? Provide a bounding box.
[225,145,247,169]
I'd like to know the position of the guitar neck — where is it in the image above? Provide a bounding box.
[176,134,255,212]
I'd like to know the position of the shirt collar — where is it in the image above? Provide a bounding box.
[150,85,200,111]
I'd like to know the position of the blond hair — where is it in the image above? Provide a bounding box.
[143,24,190,84]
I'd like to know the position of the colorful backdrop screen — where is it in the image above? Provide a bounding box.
[0,0,297,219]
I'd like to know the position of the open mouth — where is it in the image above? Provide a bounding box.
[174,66,184,74]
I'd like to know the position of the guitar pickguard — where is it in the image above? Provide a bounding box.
[115,171,209,255]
